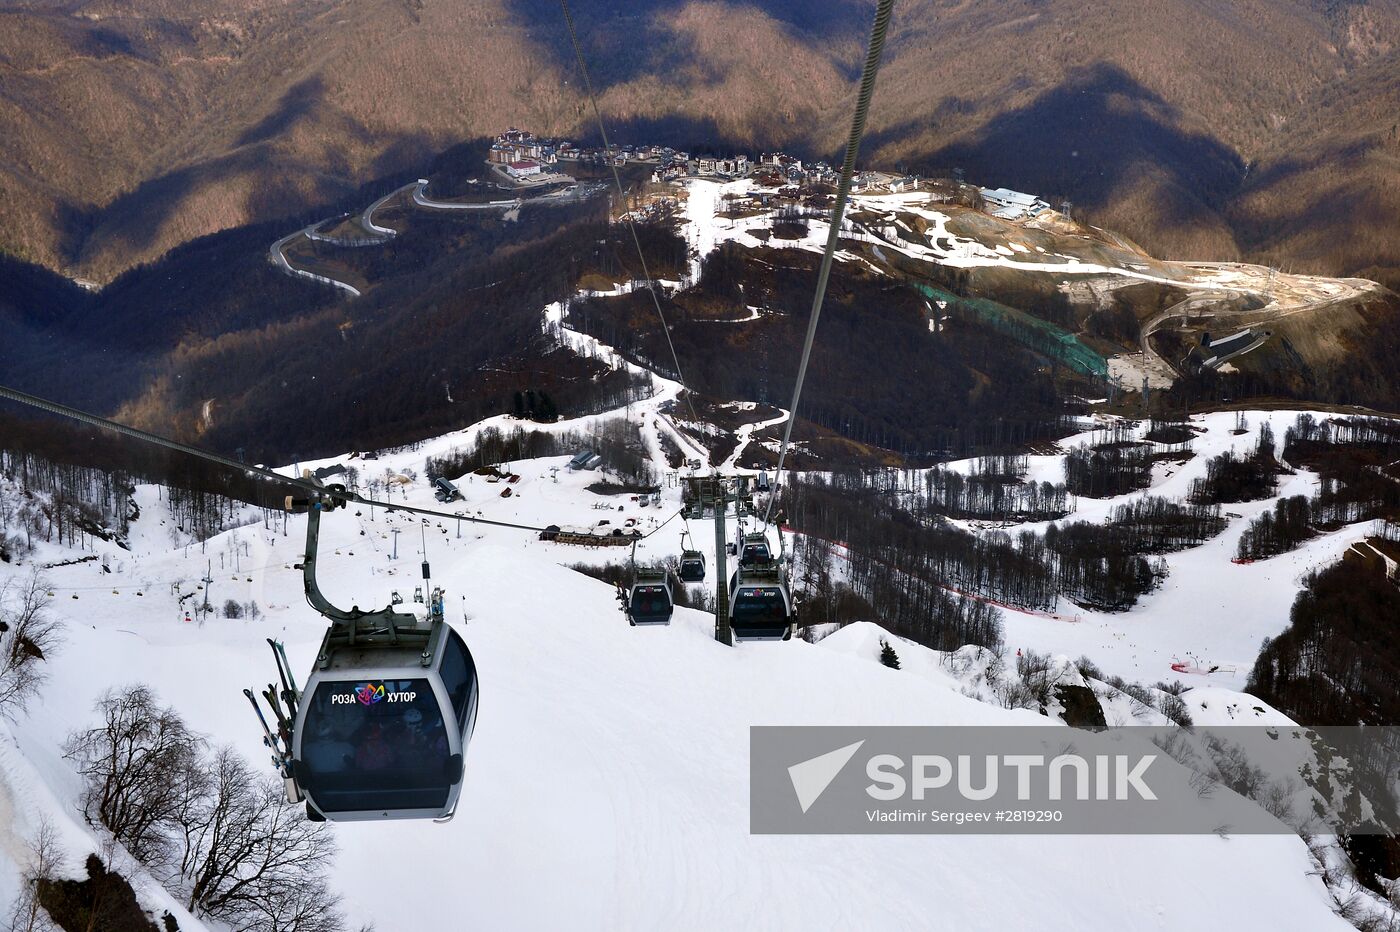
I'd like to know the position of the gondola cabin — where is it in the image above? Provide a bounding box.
[729,564,794,641]
[292,619,478,822]
[678,550,707,582]
[626,569,673,625]
[739,533,772,567]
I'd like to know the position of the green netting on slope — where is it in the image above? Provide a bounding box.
[913,282,1108,379]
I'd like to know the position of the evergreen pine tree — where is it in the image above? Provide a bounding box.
[535,392,559,423]
[879,638,901,670]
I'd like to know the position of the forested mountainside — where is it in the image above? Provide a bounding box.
[2,0,1398,283]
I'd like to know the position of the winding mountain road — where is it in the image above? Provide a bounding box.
[268,226,362,297]
[411,179,521,211]
[361,181,419,236]
[269,178,604,297]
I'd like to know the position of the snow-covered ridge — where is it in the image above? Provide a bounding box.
[677,178,1378,305]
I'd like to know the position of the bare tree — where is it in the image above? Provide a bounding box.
[244,875,347,932]
[4,816,60,932]
[0,573,62,718]
[66,688,346,931]
[64,686,208,865]
[177,746,340,932]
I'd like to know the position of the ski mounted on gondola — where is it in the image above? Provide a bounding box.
[243,638,304,805]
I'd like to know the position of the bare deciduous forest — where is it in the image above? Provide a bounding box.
[567,244,1079,460]
[1248,536,1400,726]
[1237,415,1400,560]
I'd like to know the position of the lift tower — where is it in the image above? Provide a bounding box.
[684,474,755,646]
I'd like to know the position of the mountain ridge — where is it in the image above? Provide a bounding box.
[2,0,1399,283]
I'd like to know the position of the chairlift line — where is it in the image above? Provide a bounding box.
[2,0,896,824]
[0,385,678,815]
[0,383,682,540]
[554,0,896,643]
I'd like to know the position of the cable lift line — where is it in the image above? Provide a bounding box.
[0,384,484,821]
[0,384,705,813]
[761,0,894,530]
[556,1,894,654]
[558,0,704,431]
[3,0,894,820]
[0,384,682,541]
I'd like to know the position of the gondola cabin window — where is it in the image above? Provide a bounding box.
[299,679,452,814]
[733,587,785,625]
[439,629,477,723]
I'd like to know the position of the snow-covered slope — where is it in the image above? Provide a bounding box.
[678,178,1378,305]
[946,408,1369,691]
[0,429,1361,930]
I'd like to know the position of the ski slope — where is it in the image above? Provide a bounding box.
[0,394,1379,930]
[0,484,1354,930]
[937,409,1371,692]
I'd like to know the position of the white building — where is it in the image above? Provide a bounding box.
[980,187,1050,220]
